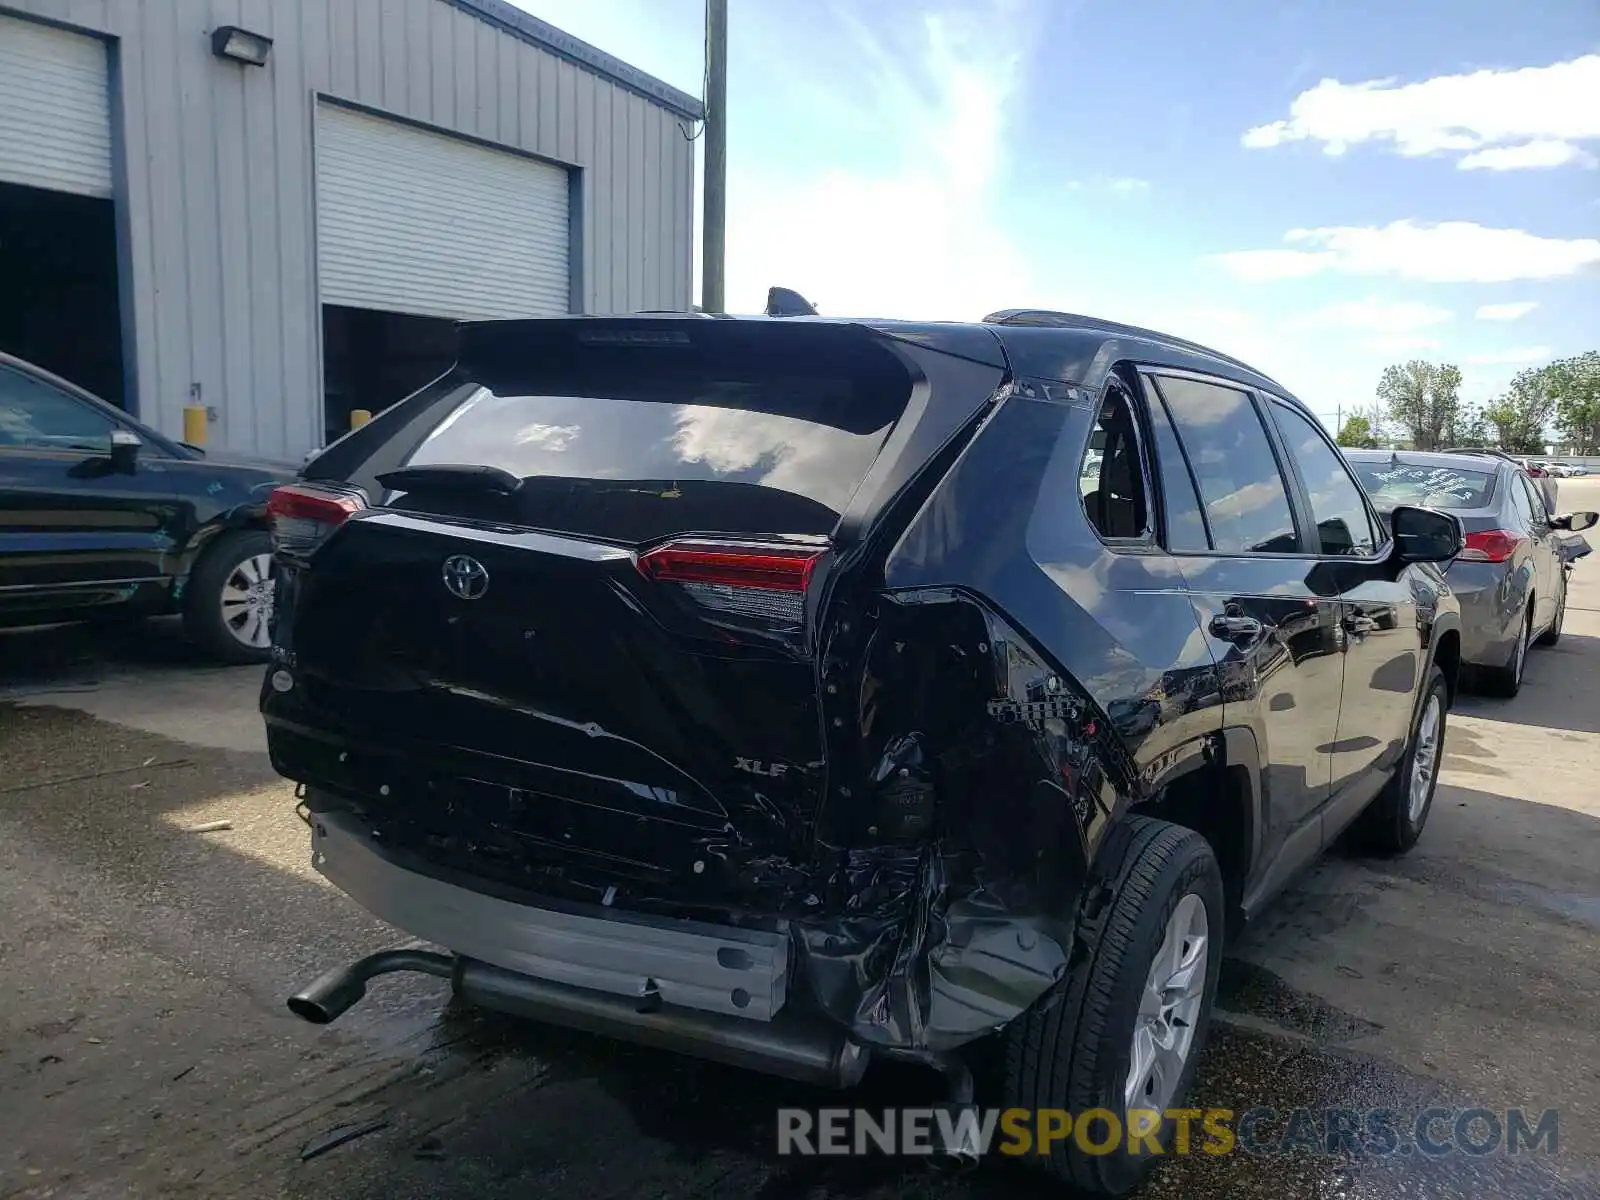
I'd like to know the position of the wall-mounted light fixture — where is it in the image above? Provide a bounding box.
[210,25,272,67]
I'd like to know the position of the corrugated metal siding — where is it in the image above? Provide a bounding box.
[0,12,112,197]
[4,0,696,459]
[315,103,570,320]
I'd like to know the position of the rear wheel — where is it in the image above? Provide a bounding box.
[1357,663,1447,855]
[1480,604,1532,698]
[183,529,275,665]
[1002,816,1224,1196]
[1536,575,1566,647]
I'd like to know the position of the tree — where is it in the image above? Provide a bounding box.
[1454,404,1492,448]
[1336,414,1377,448]
[1547,351,1600,455]
[1484,364,1560,454]
[1376,361,1462,451]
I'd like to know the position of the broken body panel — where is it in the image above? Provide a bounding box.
[263,315,1229,1055]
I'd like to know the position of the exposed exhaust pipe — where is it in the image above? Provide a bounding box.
[286,948,455,1024]
[286,951,870,1090]
[454,958,869,1089]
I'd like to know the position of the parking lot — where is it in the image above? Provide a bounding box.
[3,481,1599,1200]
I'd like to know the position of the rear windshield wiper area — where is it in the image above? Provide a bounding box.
[376,464,524,497]
[375,472,841,543]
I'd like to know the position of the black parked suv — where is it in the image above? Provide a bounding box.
[266,310,1463,1195]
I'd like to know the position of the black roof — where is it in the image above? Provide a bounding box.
[484,304,1305,418]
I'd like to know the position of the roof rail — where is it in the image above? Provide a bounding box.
[982,308,1265,378]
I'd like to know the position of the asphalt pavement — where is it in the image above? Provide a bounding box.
[3,479,1599,1199]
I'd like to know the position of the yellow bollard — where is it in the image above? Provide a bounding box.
[183,405,208,446]
[349,409,372,429]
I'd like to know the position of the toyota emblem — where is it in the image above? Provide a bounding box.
[442,554,490,600]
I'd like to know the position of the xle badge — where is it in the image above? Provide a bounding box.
[734,758,790,778]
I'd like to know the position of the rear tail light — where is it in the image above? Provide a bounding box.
[637,539,824,626]
[266,483,367,558]
[1458,529,1520,563]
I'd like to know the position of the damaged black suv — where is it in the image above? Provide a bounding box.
[264,308,1463,1195]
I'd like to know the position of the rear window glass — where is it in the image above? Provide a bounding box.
[1349,460,1495,509]
[397,350,907,542]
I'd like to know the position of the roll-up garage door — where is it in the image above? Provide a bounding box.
[0,14,112,197]
[315,104,571,320]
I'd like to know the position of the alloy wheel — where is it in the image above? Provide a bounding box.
[1124,893,1209,1115]
[1408,692,1443,823]
[220,553,275,649]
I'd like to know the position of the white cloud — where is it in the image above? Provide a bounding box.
[1292,297,1453,333]
[1109,176,1150,193]
[1475,301,1537,321]
[1458,140,1597,171]
[1466,347,1552,366]
[1241,54,1600,169]
[1217,221,1600,284]
[724,1,1040,319]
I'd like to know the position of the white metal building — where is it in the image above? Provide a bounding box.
[0,0,699,457]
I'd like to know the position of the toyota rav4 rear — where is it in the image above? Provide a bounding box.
[263,311,1460,1195]
[264,316,1092,1061]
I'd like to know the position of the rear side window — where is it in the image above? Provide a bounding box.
[397,330,911,542]
[1078,383,1150,540]
[1515,475,1547,525]
[1271,401,1379,556]
[1139,374,1210,552]
[1153,376,1300,555]
[1518,475,1550,522]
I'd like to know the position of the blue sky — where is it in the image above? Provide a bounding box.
[511,0,1599,429]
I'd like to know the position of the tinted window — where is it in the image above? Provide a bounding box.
[1079,384,1150,540]
[1140,373,1209,551]
[1272,402,1378,556]
[0,368,116,450]
[400,355,907,542]
[1518,475,1549,525]
[1507,474,1536,528]
[1154,376,1299,554]
[1348,459,1496,509]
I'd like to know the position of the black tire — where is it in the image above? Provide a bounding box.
[1536,576,1566,647]
[1355,663,1448,856]
[1002,816,1225,1196]
[1479,604,1532,698]
[183,528,275,665]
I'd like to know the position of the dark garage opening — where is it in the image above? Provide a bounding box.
[0,181,125,407]
[322,304,459,445]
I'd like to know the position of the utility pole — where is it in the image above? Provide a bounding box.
[700,0,728,313]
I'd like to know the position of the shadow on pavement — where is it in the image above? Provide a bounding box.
[1454,633,1600,735]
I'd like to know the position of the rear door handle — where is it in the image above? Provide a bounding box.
[1209,614,1263,642]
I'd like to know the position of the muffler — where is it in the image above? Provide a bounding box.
[287,950,869,1090]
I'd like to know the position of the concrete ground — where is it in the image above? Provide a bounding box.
[3,480,1599,1199]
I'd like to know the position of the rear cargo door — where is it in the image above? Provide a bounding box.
[278,319,1005,892]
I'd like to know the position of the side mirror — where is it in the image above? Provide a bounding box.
[108,429,142,473]
[1390,505,1464,564]
[1553,511,1599,533]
